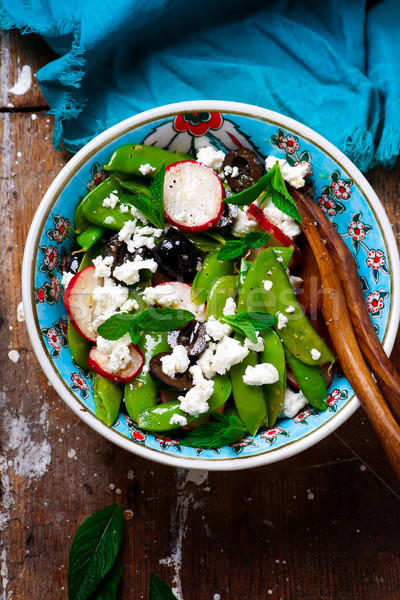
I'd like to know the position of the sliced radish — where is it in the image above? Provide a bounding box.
[163,160,224,232]
[63,266,102,342]
[246,203,300,256]
[88,344,144,383]
[153,282,206,321]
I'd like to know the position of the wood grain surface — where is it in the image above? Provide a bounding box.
[1,30,400,600]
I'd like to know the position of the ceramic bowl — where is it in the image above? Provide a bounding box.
[22,101,400,470]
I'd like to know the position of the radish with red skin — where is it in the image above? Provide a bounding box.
[88,344,144,383]
[246,203,300,257]
[163,161,224,232]
[150,281,206,321]
[63,265,101,342]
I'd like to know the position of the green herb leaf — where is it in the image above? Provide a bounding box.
[129,325,141,345]
[227,162,301,223]
[243,231,271,249]
[68,503,124,600]
[148,573,179,600]
[89,557,122,600]
[258,162,301,222]
[137,308,195,332]
[149,165,166,229]
[217,231,270,261]
[97,313,136,340]
[181,413,248,448]
[223,311,278,343]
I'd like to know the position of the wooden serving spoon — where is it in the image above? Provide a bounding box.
[292,190,400,482]
[290,186,400,424]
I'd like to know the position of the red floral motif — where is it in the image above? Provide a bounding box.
[155,436,178,447]
[58,318,68,340]
[46,327,62,351]
[366,249,385,270]
[71,372,89,390]
[261,426,283,439]
[348,220,366,241]
[295,160,313,178]
[317,194,336,216]
[293,409,312,423]
[278,134,299,154]
[230,436,253,448]
[37,288,45,302]
[366,290,384,315]
[43,245,58,270]
[327,389,341,408]
[50,275,62,302]
[331,179,352,200]
[131,429,146,442]
[173,112,223,137]
[60,254,71,273]
[53,217,70,243]
[87,169,107,191]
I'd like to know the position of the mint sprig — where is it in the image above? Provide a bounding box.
[67,503,124,600]
[149,573,179,600]
[181,412,248,448]
[97,307,195,342]
[118,165,165,229]
[222,311,278,343]
[226,162,301,223]
[217,231,270,261]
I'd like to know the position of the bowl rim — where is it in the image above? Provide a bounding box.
[22,100,400,471]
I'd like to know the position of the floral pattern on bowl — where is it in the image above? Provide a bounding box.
[25,102,399,470]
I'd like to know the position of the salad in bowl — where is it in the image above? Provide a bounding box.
[23,101,400,470]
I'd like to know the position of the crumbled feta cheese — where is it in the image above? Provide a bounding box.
[205,316,232,341]
[104,216,114,224]
[263,280,273,291]
[279,388,308,419]
[92,277,129,328]
[223,297,236,317]
[17,301,25,322]
[288,274,303,292]
[102,192,119,209]
[139,163,156,176]
[130,206,148,223]
[96,332,133,373]
[265,156,309,189]
[196,347,217,379]
[118,219,162,252]
[259,196,301,239]
[8,349,20,363]
[120,298,139,312]
[276,256,284,263]
[161,345,190,379]
[244,333,264,352]
[211,336,249,374]
[311,348,321,361]
[223,165,239,178]
[120,204,129,213]
[113,256,158,285]
[61,271,75,289]
[93,255,114,278]
[196,146,225,172]
[169,414,188,427]
[285,305,295,313]
[276,312,288,329]
[242,363,279,385]
[142,284,180,307]
[231,208,258,237]
[178,365,215,417]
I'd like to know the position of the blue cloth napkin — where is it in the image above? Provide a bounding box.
[1,0,399,171]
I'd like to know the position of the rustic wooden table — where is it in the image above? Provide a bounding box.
[1,30,400,600]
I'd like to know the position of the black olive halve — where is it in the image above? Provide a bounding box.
[212,203,238,229]
[149,352,194,392]
[168,321,208,357]
[152,229,198,282]
[223,147,264,193]
[103,233,150,283]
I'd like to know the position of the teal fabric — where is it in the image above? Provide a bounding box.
[1,0,399,171]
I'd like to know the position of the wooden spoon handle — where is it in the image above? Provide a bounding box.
[291,186,400,423]
[298,206,400,481]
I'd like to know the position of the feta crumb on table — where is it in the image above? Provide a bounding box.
[8,349,20,363]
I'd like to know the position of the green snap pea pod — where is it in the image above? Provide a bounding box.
[181,232,222,253]
[78,240,105,271]
[238,258,251,295]
[105,144,191,177]
[76,225,106,251]
[124,332,170,421]
[271,246,294,270]
[230,343,268,436]
[92,374,123,426]
[260,329,286,427]
[116,178,152,199]
[74,200,91,234]
[205,275,238,320]
[254,248,335,366]
[137,374,231,432]
[75,176,125,231]
[284,346,328,411]
[82,191,148,231]
[67,320,91,370]
[191,252,235,305]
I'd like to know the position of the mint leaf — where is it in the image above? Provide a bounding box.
[223,311,278,343]
[181,413,248,448]
[129,325,141,345]
[89,558,122,600]
[116,165,165,229]
[225,171,273,207]
[97,313,136,340]
[149,573,179,600]
[259,162,301,222]
[217,232,270,261]
[68,503,124,600]
[137,308,195,332]
[244,231,271,249]
[149,164,166,229]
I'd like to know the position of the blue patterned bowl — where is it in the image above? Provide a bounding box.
[22,101,400,470]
